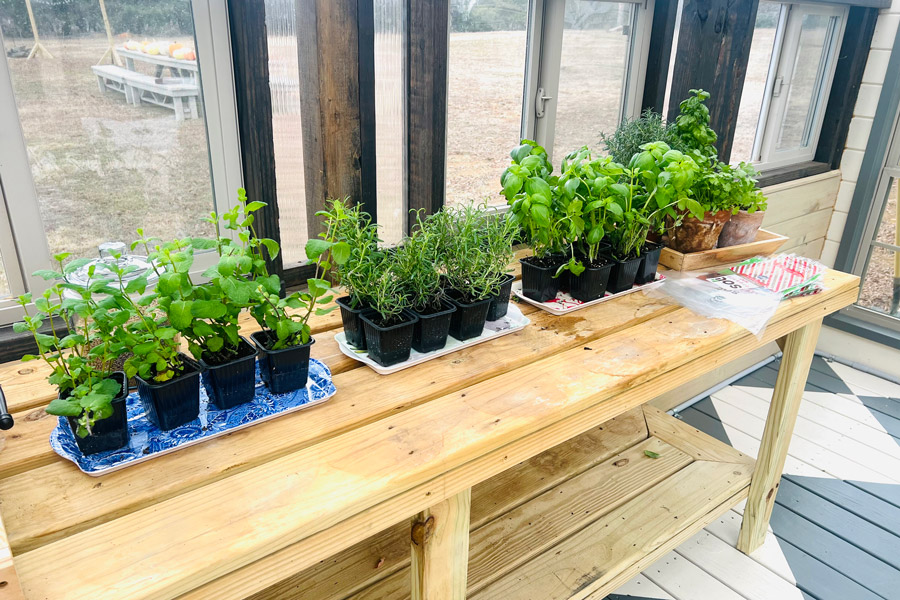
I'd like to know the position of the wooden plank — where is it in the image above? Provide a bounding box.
[0,513,23,600]
[642,405,753,464]
[736,501,900,599]
[775,477,900,571]
[760,171,839,226]
[592,574,675,600]
[713,386,900,482]
[406,0,449,230]
[738,319,822,554]
[175,284,856,600]
[296,0,364,239]
[470,461,753,600]
[814,6,880,169]
[641,0,678,114]
[756,160,833,189]
[411,488,470,600]
[674,530,807,600]
[642,551,746,600]
[780,237,825,261]
[812,358,900,400]
[467,437,692,595]
[227,0,283,275]
[13,274,857,599]
[765,209,833,252]
[708,510,886,600]
[668,0,760,161]
[0,297,664,555]
[246,409,647,600]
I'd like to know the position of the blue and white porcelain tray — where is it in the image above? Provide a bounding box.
[336,303,530,375]
[50,359,336,476]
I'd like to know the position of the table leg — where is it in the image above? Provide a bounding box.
[411,488,471,600]
[125,57,135,71]
[738,319,822,554]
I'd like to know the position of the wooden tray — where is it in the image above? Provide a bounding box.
[659,228,788,271]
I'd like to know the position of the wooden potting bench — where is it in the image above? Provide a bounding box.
[0,267,859,600]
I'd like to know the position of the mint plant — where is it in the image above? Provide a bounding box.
[14,254,130,436]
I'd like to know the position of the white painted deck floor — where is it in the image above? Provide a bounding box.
[606,356,900,600]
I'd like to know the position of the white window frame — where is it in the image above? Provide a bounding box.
[525,0,654,163]
[751,2,847,170]
[0,0,243,326]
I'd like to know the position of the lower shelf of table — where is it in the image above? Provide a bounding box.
[253,405,755,600]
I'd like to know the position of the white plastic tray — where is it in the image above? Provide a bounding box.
[511,274,666,316]
[335,303,531,375]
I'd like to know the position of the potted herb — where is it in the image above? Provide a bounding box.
[396,213,455,353]
[103,235,202,430]
[600,108,687,165]
[317,198,381,350]
[249,214,348,393]
[556,148,623,301]
[503,141,567,302]
[15,254,130,455]
[438,204,504,339]
[358,252,418,366]
[479,207,518,320]
[718,162,768,247]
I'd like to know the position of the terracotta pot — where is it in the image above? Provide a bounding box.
[666,209,732,253]
[718,209,765,247]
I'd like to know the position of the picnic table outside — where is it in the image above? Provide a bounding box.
[118,47,199,82]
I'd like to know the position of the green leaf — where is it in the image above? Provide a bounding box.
[260,238,280,260]
[157,272,182,295]
[189,237,219,250]
[530,204,550,227]
[644,450,660,459]
[157,327,178,340]
[46,397,83,417]
[192,321,215,337]
[502,174,522,200]
[191,300,227,320]
[217,256,237,277]
[245,200,267,213]
[125,275,149,295]
[331,241,351,265]
[62,258,92,275]
[33,269,63,281]
[207,336,224,353]
[607,202,624,218]
[305,239,332,261]
[258,274,281,295]
[168,300,193,330]
[220,278,252,305]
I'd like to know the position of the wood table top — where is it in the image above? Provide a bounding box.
[0,268,859,600]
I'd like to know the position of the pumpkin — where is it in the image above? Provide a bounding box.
[168,42,183,56]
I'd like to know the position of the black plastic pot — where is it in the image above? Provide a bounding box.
[137,355,201,431]
[607,255,643,294]
[360,309,419,367]
[411,299,456,353]
[66,372,129,456]
[199,337,258,410]
[447,291,492,341]
[559,270,571,294]
[520,256,562,302]
[336,295,368,350]
[486,273,516,321]
[635,242,663,285]
[569,261,613,302]
[251,331,315,394]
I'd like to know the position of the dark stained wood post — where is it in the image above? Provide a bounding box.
[641,0,679,115]
[668,0,760,162]
[407,0,449,232]
[227,0,283,275]
[296,0,377,237]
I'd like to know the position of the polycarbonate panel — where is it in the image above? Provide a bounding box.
[265,0,308,265]
[375,0,406,244]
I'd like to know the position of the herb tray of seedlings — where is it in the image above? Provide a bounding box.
[50,360,336,476]
[512,274,666,316]
[336,304,530,375]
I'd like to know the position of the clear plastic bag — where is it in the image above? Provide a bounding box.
[646,269,783,337]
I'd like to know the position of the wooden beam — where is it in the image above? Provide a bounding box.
[815,6,879,169]
[738,319,823,554]
[668,0,760,162]
[411,488,471,600]
[357,0,378,221]
[228,0,283,276]
[297,0,365,238]
[407,0,449,231]
[641,0,678,114]
[0,512,24,599]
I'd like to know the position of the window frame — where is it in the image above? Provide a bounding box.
[749,2,848,170]
[526,0,655,164]
[0,0,244,326]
